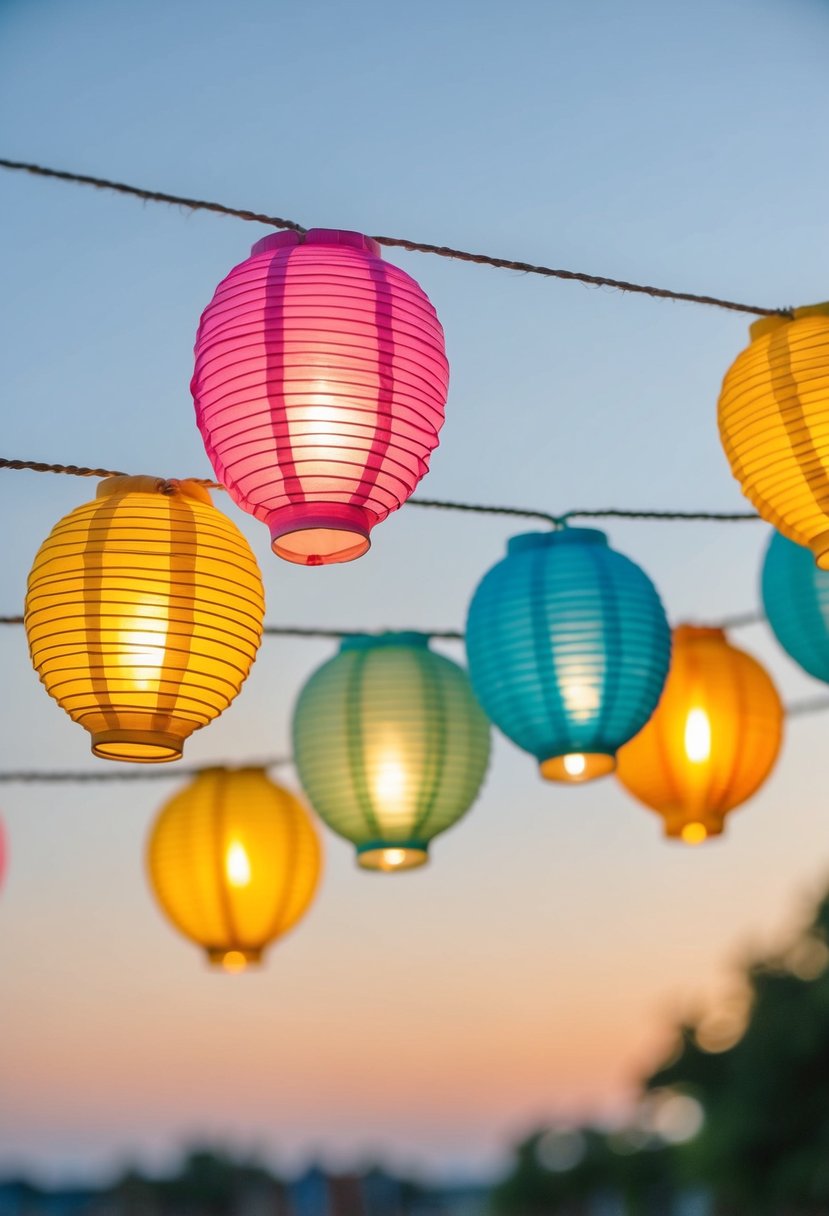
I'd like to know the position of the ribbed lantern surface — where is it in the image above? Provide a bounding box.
[292,633,491,871]
[147,767,321,970]
[192,229,449,566]
[25,476,265,762]
[719,304,829,567]
[465,529,671,782]
[616,626,783,843]
[762,529,829,683]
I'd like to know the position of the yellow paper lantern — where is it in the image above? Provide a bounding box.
[615,625,783,844]
[719,303,829,567]
[147,767,321,970]
[25,476,264,762]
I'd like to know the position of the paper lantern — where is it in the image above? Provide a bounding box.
[147,767,321,970]
[465,529,671,782]
[25,476,264,762]
[762,529,829,683]
[292,633,490,871]
[719,304,829,567]
[616,625,783,843]
[191,229,449,566]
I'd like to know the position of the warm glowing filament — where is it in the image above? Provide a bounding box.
[225,841,252,887]
[684,708,711,763]
[119,601,169,693]
[383,849,407,867]
[563,753,587,777]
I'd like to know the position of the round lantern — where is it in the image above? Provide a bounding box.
[616,625,784,843]
[191,229,449,566]
[25,476,265,762]
[719,304,829,567]
[762,529,829,683]
[465,529,671,783]
[147,767,321,970]
[292,633,491,871]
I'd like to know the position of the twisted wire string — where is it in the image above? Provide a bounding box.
[0,455,762,525]
[0,158,785,317]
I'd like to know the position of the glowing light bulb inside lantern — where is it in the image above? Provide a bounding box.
[118,599,169,693]
[560,669,600,721]
[291,379,354,481]
[373,750,409,819]
[383,849,407,868]
[685,708,711,764]
[225,841,252,888]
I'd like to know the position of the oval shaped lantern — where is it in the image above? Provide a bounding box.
[25,476,265,762]
[292,633,491,871]
[616,625,783,843]
[147,767,321,970]
[191,229,449,566]
[719,304,829,567]
[465,529,671,783]
[762,529,829,683]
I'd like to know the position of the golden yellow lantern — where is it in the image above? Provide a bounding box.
[25,476,265,762]
[147,767,322,970]
[615,625,783,844]
[719,304,829,567]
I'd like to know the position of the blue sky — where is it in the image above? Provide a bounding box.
[2,0,829,1186]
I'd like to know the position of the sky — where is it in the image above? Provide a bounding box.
[2,0,829,1187]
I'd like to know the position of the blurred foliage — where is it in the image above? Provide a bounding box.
[493,890,829,1216]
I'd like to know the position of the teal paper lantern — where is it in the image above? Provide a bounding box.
[292,633,491,872]
[465,529,671,783]
[762,529,829,682]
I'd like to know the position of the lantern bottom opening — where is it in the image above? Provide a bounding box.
[207,947,262,972]
[664,817,724,845]
[91,729,183,763]
[540,752,616,783]
[267,504,372,566]
[357,844,429,872]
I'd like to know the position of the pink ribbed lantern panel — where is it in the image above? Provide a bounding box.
[191,229,449,565]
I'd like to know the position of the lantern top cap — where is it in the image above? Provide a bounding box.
[673,623,726,643]
[749,302,829,343]
[506,528,608,556]
[95,475,212,505]
[250,228,382,259]
[339,631,431,654]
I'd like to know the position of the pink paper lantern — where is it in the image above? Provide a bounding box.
[191,229,449,566]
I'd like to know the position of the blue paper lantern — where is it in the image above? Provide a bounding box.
[465,529,671,783]
[762,529,829,682]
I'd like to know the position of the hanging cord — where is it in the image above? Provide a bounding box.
[2,685,828,786]
[0,158,787,318]
[0,454,763,525]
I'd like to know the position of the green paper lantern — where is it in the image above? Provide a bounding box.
[292,633,491,872]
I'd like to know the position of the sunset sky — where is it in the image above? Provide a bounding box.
[2,0,829,1187]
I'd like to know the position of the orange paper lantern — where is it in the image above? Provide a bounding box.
[615,625,783,843]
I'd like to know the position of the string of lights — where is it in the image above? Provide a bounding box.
[0,157,786,317]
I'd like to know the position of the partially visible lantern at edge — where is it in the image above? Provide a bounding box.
[719,304,829,567]
[616,625,784,844]
[25,476,265,762]
[292,633,491,871]
[191,229,449,566]
[465,529,671,783]
[147,767,321,970]
[762,529,829,683]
